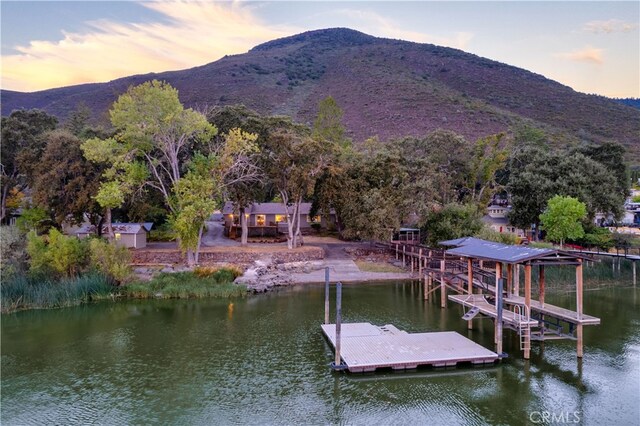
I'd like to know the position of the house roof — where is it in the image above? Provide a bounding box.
[441,237,587,265]
[222,202,333,216]
[73,223,148,235]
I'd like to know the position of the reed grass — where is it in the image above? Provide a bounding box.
[1,273,113,313]
[120,270,247,299]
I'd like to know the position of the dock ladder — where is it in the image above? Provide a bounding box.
[514,304,531,351]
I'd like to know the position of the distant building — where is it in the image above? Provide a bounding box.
[66,222,152,249]
[482,205,525,238]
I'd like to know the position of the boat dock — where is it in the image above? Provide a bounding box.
[321,322,498,373]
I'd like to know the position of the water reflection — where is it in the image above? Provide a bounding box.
[1,283,638,425]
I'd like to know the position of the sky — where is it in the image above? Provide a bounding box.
[1,1,638,97]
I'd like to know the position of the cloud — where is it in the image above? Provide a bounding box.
[556,46,604,65]
[316,8,473,50]
[583,19,639,34]
[1,2,300,92]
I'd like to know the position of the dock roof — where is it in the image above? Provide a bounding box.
[441,238,586,265]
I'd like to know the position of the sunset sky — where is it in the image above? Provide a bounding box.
[1,1,638,97]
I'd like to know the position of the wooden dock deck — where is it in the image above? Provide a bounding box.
[321,322,498,373]
[504,295,601,325]
[448,294,539,327]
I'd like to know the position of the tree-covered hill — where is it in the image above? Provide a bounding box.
[2,28,639,160]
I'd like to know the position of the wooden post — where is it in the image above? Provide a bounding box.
[418,248,423,278]
[423,272,428,300]
[467,258,473,330]
[479,260,484,270]
[411,247,414,274]
[324,267,330,324]
[395,244,398,260]
[335,282,343,367]
[403,245,406,265]
[514,264,520,296]
[440,258,446,308]
[494,262,502,345]
[524,263,532,360]
[633,261,637,286]
[506,264,513,296]
[496,269,504,355]
[539,265,545,308]
[576,260,584,358]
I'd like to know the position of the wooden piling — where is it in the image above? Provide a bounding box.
[524,263,532,360]
[576,260,583,358]
[496,266,504,355]
[324,267,330,324]
[514,264,520,296]
[539,265,545,308]
[494,263,502,346]
[467,258,473,330]
[633,261,637,286]
[335,282,343,367]
[506,264,513,296]
[395,244,399,260]
[403,245,406,265]
[440,258,446,308]
[418,248,423,278]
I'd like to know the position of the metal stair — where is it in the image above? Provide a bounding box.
[461,306,480,321]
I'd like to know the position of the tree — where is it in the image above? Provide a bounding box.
[171,156,219,266]
[263,127,329,249]
[539,195,587,248]
[420,203,483,247]
[312,96,349,147]
[507,145,624,238]
[464,133,509,207]
[218,129,262,246]
[106,80,217,212]
[0,109,58,223]
[33,130,103,226]
[81,137,147,239]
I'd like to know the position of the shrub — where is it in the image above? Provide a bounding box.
[0,226,28,280]
[474,226,518,245]
[88,238,132,284]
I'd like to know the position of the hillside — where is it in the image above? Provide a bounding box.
[2,28,639,160]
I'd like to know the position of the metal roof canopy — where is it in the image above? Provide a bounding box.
[441,238,587,265]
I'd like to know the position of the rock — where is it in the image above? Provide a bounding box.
[160,267,174,273]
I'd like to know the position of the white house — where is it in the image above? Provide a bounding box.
[482,205,525,238]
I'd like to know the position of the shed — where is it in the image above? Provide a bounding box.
[111,223,147,249]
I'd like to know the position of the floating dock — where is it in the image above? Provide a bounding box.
[321,322,498,373]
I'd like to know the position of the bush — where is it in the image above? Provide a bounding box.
[26,229,88,278]
[474,226,518,245]
[88,238,132,284]
[148,222,176,242]
[0,226,28,280]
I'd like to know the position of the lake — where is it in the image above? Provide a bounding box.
[1,280,639,425]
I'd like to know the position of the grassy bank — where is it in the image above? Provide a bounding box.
[1,268,247,314]
[121,270,247,299]
[1,273,114,313]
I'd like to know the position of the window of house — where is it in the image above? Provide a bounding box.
[307,215,321,223]
[115,233,122,241]
[275,215,286,223]
[256,215,266,226]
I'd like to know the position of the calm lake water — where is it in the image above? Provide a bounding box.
[2,280,639,425]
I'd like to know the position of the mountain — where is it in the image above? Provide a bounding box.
[2,28,639,160]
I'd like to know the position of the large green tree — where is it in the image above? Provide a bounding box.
[106,80,217,212]
[33,130,103,226]
[539,195,587,247]
[421,203,483,247]
[0,109,58,223]
[507,143,625,237]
